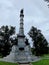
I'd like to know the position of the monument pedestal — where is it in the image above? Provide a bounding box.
[2,45,32,63]
[16,45,32,62]
[18,62,32,65]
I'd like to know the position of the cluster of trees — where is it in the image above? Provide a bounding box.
[28,26,48,56]
[0,25,17,57]
[44,0,49,6]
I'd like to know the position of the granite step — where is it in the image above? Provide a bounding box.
[18,63,32,65]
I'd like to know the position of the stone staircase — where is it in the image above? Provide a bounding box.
[18,63,32,65]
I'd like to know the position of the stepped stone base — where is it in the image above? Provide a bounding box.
[1,45,33,63]
[0,45,40,63]
[18,63,32,65]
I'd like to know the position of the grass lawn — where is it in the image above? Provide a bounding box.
[0,61,18,65]
[0,59,49,65]
[41,54,49,58]
[32,59,49,65]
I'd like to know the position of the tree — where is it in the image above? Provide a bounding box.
[0,25,15,57]
[10,37,18,46]
[25,38,29,45]
[44,0,49,7]
[28,26,48,56]
[44,0,49,2]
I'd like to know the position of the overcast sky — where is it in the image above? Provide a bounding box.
[0,0,49,46]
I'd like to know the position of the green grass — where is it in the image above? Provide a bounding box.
[0,61,18,65]
[0,59,49,65]
[41,54,49,59]
[32,54,49,65]
[32,59,49,65]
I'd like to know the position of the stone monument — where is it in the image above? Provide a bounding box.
[2,9,33,63]
[16,9,32,63]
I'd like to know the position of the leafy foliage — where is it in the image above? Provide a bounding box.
[0,25,15,57]
[25,38,29,45]
[45,0,49,2]
[28,26,48,56]
[44,0,49,6]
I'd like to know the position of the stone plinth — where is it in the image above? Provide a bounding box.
[18,62,32,65]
